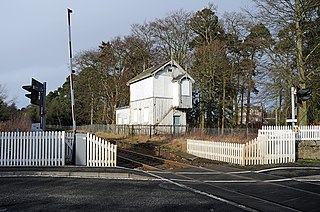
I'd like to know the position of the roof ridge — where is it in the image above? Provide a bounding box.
[127,60,173,85]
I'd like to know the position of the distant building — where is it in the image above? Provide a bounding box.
[238,105,263,128]
[116,60,194,126]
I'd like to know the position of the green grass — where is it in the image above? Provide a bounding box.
[297,158,320,163]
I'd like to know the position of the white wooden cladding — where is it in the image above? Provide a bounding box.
[187,127,296,166]
[0,131,65,166]
[86,133,117,167]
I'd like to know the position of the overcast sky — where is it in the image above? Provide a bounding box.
[0,0,252,109]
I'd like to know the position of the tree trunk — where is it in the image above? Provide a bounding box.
[233,62,239,127]
[200,84,205,128]
[246,76,252,127]
[295,0,307,125]
[240,80,245,126]
[102,96,107,123]
[90,92,94,128]
[221,78,226,135]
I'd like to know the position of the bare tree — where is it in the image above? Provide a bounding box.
[250,0,320,124]
[149,9,195,68]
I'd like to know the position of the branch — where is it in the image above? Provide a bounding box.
[304,42,320,63]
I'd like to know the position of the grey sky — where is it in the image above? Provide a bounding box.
[0,0,252,108]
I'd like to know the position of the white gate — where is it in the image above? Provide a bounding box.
[65,132,74,164]
[86,133,117,167]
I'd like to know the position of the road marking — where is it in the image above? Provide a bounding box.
[229,170,252,174]
[149,170,252,175]
[255,166,320,173]
[144,171,257,212]
[172,171,252,175]
[204,180,257,183]
[148,167,320,176]
[293,178,320,182]
[171,172,220,175]
[264,178,292,182]
[170,178,197,183]
[171,177,320,183]
[171,178,257,183]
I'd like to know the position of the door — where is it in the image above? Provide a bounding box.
[173,116,181,135]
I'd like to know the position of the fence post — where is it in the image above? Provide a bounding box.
[61,131,65,166]
[149,125,152,138]
[0,132,3,166]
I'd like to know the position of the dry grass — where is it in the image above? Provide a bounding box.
[0,113,31,132]
[166,135,255,153]
[91,131,256,154]
[95,132,128,140]
[186,134,256,144]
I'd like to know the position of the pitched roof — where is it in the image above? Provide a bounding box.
[127,60,174,85]
[172,73,186,81]
[127,60,195,85]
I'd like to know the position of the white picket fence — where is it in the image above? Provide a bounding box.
[244,134,295,165]
[86,133,117,167]
[0,131,117,167]
[0,131,65,166]
[260,125,320,141]
[295,125,320,141]
[187,140,245,165]
[187,126,296,165]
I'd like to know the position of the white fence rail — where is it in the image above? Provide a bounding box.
[0,131,65,166]
[86,133,117,167]
[187,127,296,166]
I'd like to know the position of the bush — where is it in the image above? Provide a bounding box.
[0,113,31,132]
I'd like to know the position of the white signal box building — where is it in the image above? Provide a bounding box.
[116,60,194,126]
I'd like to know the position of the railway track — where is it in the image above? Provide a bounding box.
[117,148,319,212]
[117,148,192,170]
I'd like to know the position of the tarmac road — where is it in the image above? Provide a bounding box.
[0,177,244,212]
[0,164,319,211]
[149,165,320,212]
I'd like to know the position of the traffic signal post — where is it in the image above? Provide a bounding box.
[22,78,46,131]
[288,87,297,128]
[288,86,312,127]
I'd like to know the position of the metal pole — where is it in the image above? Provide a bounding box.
[67,8,76,132]
[41,82,46,131]
[67,8,77,165]
[291,87,295,129]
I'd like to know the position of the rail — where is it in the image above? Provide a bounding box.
[117,148,192,170]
